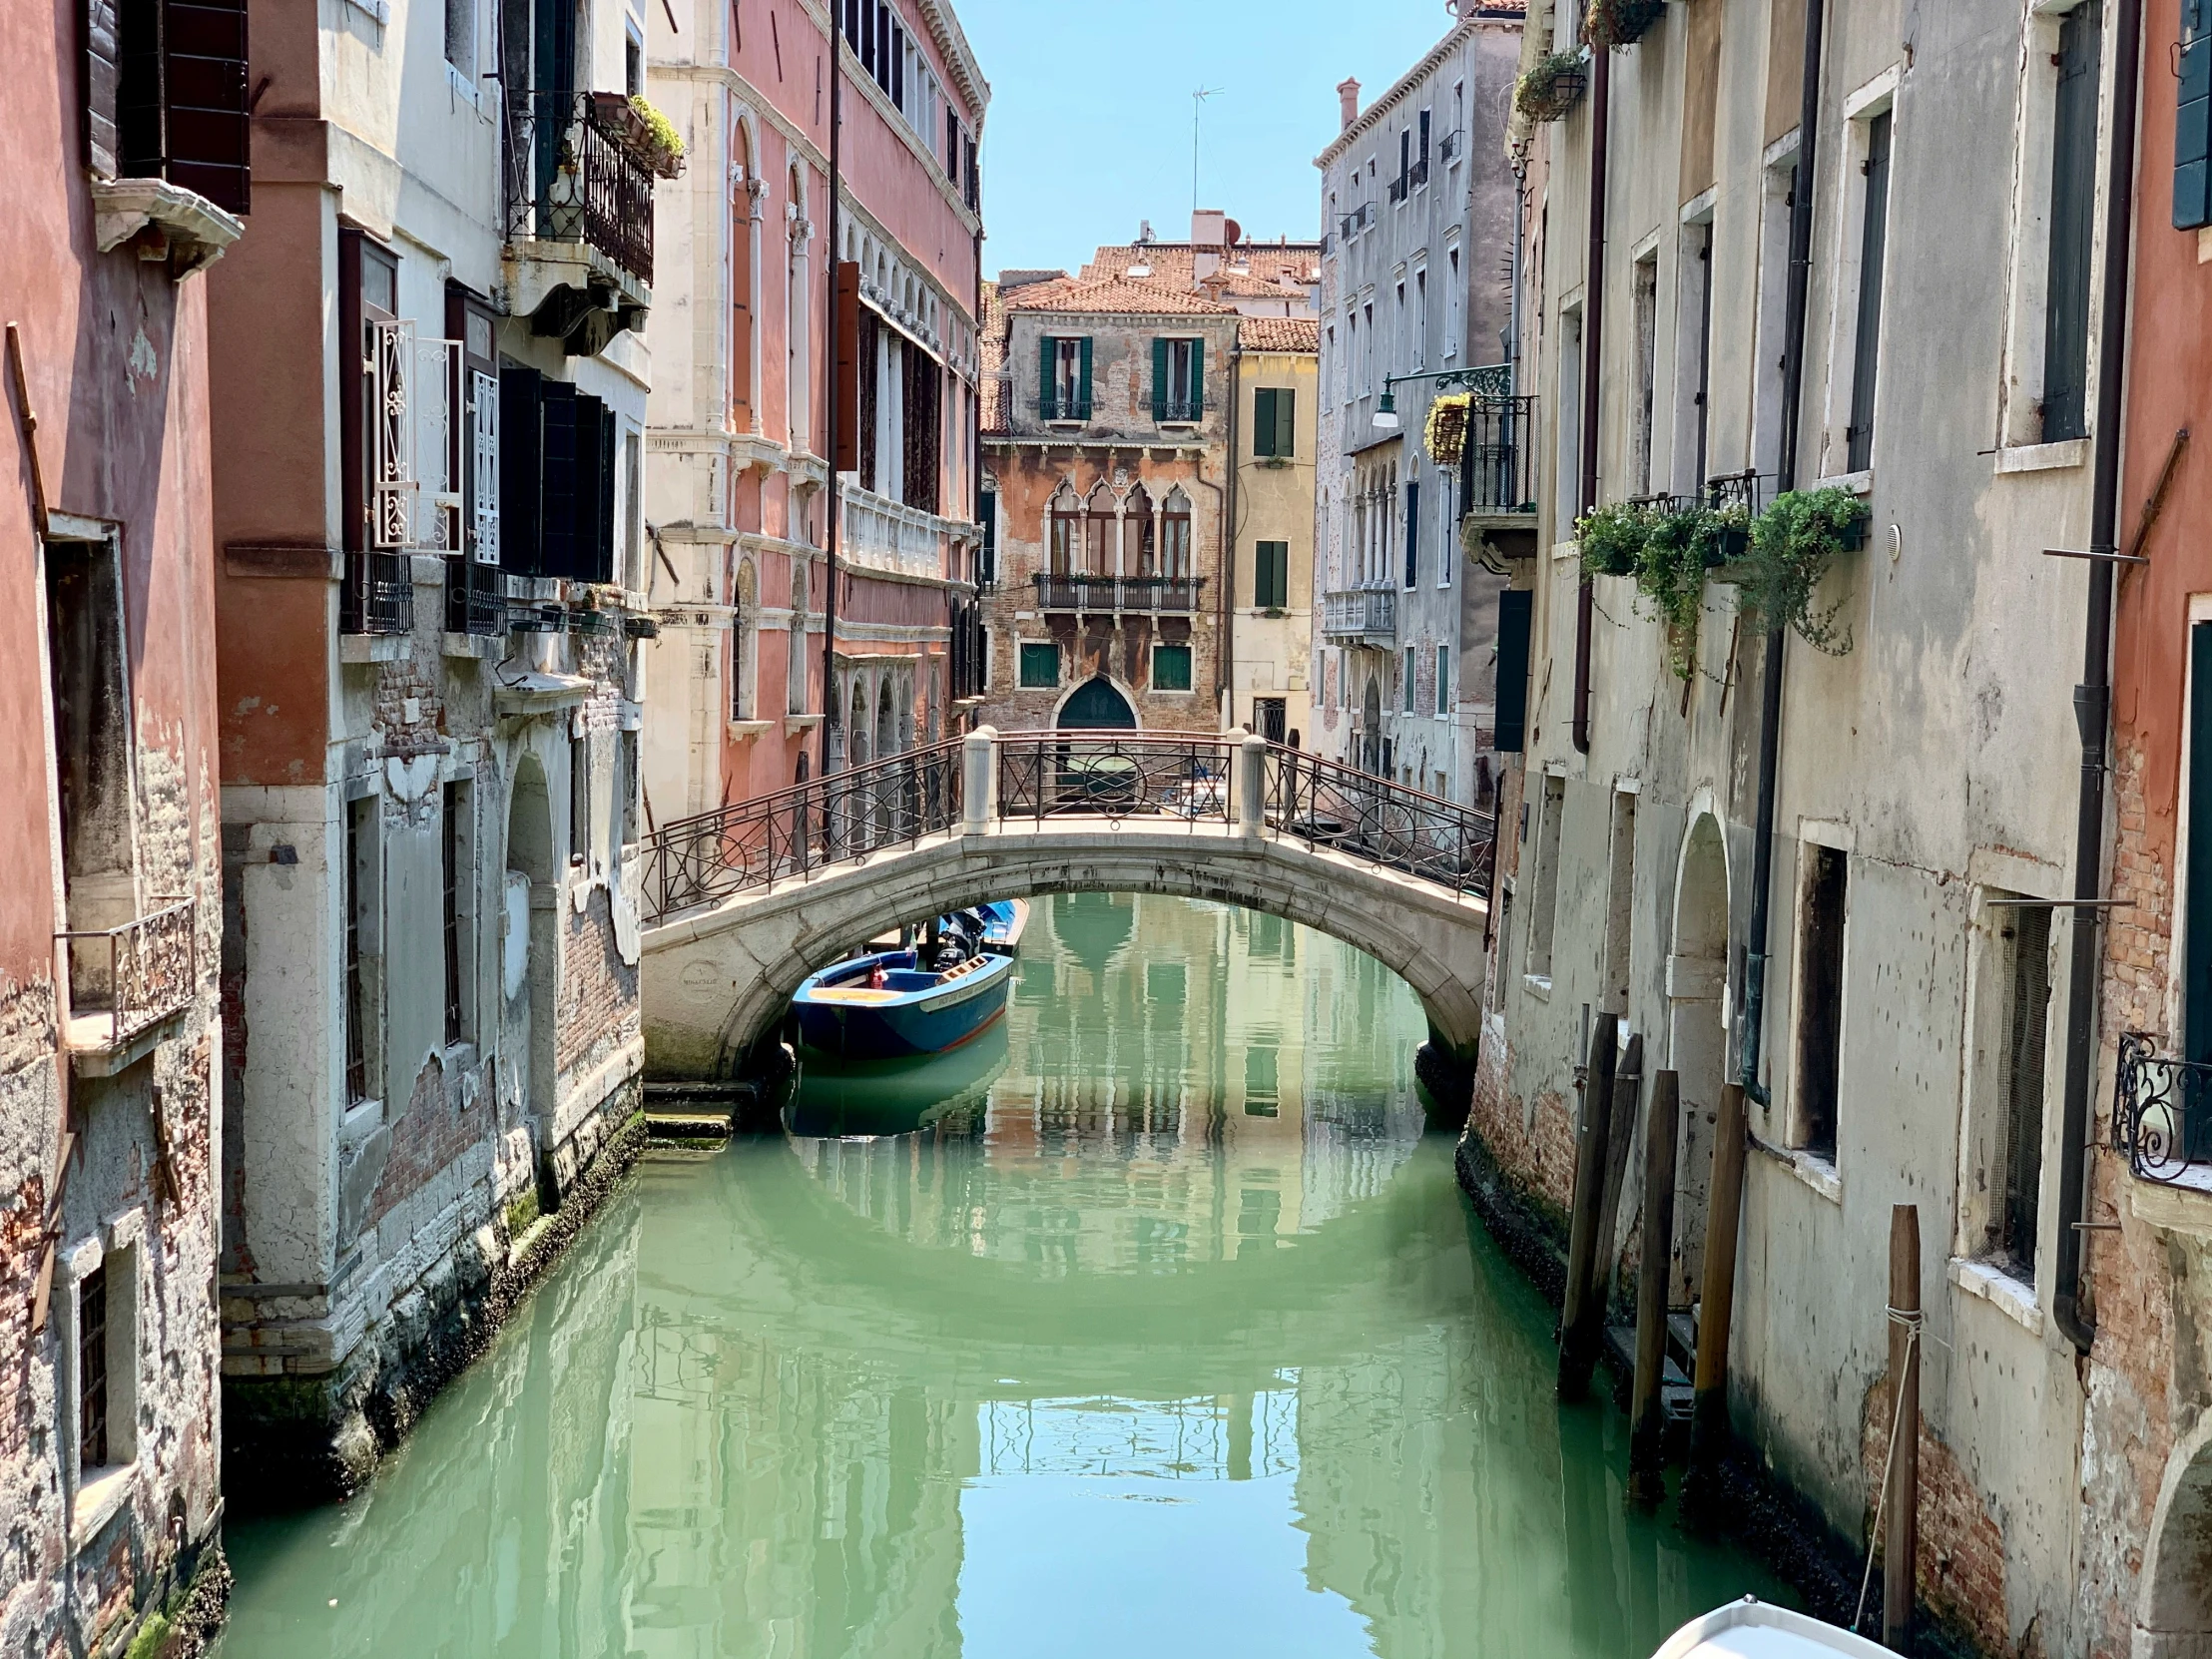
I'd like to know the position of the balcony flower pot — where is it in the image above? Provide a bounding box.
[1425,393,1470,468]
[1584,0,1667,50]
[1575,500,1647,578]
[1735,486,1870,656]
[1515,52,1588,124]
[628,93,689,179]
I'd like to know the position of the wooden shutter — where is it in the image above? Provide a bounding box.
[538,381,578,577]
[1151,338,1169,421]
[2189,622,2212,1065]
[1077,336,1093,417]
[2044,5,2101,441]
[1403,479,1419,588]
[86,0,122,177]
[1188,338,1204,415]
[1274,387,1295,457]
[1253,388,1277,456]
[499,364,544,575]
[1846,112,1893,472]
[163,0,252,213]
[1493,591,1532,753]
[1039,335,1056,418]
[832,262,860,470]
[570,395,613,582]
[2183,0,2212,229]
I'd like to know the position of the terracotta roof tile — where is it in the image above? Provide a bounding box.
[979,279,1006,432]
[1079,243,1322,286]
[997,275,1239,316]
[1237,316,1321,352]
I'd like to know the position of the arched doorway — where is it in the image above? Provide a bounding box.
[1059,676,1136,730]
[1667,811,1730,1306]
[1360,676,1382,774]
[505,754,558,1197]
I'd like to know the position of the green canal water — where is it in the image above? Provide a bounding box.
[220,892,1779,1659]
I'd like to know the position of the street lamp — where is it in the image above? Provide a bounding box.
[1372,388,1400,432]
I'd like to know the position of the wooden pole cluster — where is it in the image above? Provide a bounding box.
[1628,1070,1680,1505]
[1683,1082,1748,1509]
[1557,1019,1617,1400]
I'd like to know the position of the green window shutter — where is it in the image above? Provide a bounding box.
[1189,338,1205,414]
[1039,336,1056,417]
[1255,388,1278,455]
[1151,338,1169,421]
[2182,0,2212,230]
[1275,387,1296,457]
[1494,591,1532,753]
[1255,540,1288,608]
[1078,336,1094,417]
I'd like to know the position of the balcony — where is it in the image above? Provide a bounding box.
[1440,130,1463,165]
[1322,585,1397,645]
[1158,397,1202,425]
[1455,392,1540,560]
[1041,394,1092,423]
[503,90,659,354]
[841,484,974,579]
[342,549,415,638]
[1410,157,1430,190]
[59,898,196,1074]
[1034,573,1205,615]
[1387,174,1408,206]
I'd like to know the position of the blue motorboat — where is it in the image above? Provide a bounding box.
[792,900,1028,1060]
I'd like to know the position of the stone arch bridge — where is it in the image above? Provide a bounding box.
[639,730,1496,1082]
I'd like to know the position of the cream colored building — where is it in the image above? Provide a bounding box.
[1230,320,1319,744]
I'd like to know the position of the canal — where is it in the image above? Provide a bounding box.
[220,892,1780,1658]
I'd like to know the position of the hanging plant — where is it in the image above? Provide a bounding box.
[1425,393,1471,468]
[1575,500,1648,578]
[1736,486,1869,655]
[1515,52,1589,124]
[1583,0,1667,50]
[1695,501,1754,571]
[629,93,688,179]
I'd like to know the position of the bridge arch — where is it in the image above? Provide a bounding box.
[642,828,1489,1081]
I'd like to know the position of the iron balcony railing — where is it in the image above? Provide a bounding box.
[446,559,505,636]
[342,548,414,636]
[58,898,196,1048]
[1041,394,1091,422]
[1321,585,1397,642]
[1265,749,1495,898]
[643,739,963,921]
[1409,157,1430,190]
[996,733,1235,826]
[1034,573,1205,615]
[504,89,656,284]
[1439,130,1463,165]
[1387,174,1409,205]
[1457,394,1539,519]
[2115,1033,2212,1182]
[637,733,1496,926]
[1158,397,1202,424]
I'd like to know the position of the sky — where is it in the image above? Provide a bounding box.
[954,0,1467,277]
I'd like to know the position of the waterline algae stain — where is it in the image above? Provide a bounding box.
[220,894,1778,1658]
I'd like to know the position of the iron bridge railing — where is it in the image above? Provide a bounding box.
[640,732,1497,925]
[2115,1032,2212,1182]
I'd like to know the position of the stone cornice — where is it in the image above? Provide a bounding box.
[1316,19,1477,171]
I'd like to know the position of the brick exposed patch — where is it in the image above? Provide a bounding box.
[1863,1376,2012,1655]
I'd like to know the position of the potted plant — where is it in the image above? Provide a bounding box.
[1515,52,1589,124]
[1695,501,1754,574]
[1735,486,1870,654]
[1425,393,1471,468]
[629,93,688,179]
[1584,0,1667,50]
[1630,501,1710,681]
[1575,499,1647,578]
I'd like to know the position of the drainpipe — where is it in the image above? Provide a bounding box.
[1737,0,1828,1108]
[820,46,842,775]
[1221,334,1242,725]
[2053,0,2143,1357]
[1570,48,1610,755]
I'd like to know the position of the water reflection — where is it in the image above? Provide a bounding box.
[221,895,1777,1659]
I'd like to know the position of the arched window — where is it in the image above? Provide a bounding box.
[787,164,811,449]
[1124,483,1157,576]
[731,559,758,720]
[787,561,810,715]
[1083,481,1115,575]
[731,122,759,433]
[1047,481,1082,577]
[1161,486,1193,581]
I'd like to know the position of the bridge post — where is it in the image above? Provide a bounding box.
[1238,735,1267,837]
[962,726,997,833]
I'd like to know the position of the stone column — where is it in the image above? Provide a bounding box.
[1238,735,1267,837]
[963,727,996,833]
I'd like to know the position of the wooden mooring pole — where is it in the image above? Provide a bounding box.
[1683,1082,1748,1511]
[1557,1019,1617,1400]
[1884,1204,1922,1653]
[1593,1033,1644,1314]
[1628,1069,1680,1506]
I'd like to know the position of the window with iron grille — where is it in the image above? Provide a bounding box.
[85,0,251,213]
[1992,902,2051,1278]
[1039,335,1091,421]
[78,1261,109,1472]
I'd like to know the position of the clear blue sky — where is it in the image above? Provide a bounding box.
[957,0,1464,277]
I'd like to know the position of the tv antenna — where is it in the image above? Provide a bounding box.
[1192,86,1224,216]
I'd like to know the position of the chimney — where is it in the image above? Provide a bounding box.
[1338,78,1361,133]
[1191,209,1227,281]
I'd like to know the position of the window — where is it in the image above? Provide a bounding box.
[1253,387,1296,457]
[1019,641,1061,688]
[1631,251,1659,497]
[2042,3,2101,442]
[1047,483,1081,576]
[1445,245,1462,358]
[1527,775,1565,980]
[442,781,469,1046]
[1557,306,1584,529]
[1794,843,1850,1158]
[445,0,477,74]
[1040,335,1091,420]
[1495,591,1532,753]
[1393,278,1406,373]
[77,1261,109,1472]
[344,795,377,1105]
[84,0,250,213]
[570,736,590,865]
[1413,267,1428,367]
[42,530,135,943]
[1402,645,1416,712]
[1983,900,2052,1278]
[788,563,811,716]
[623,427,644,589]
[1435,643,1450,717]
[1845,111,1894,473]
[1402,478,1419,589]
[1153,337,1204,422]
[1439,484,1453,586]
[1751,154,1796,479]
[1254,541,1289,609]
[626,25,643,95]
[1255,697,1287,742]
[1152,643,1194,691]
[1362,301,1375,393]
[619,730,640,846]
[1343,311,1357,404]
[2178,0,2211,228]
[1673,219,1715,495]
[1161,489,1193,579]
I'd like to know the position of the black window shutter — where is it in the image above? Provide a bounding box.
[499,364,544,575]
[1846,111,1892,472]
[1403,480,1419,588]
[595,401,617,582]
[891,23,904,105]
[571,395,611,582]
[1039,335,1056,418]
[539,381,579,577]
[1077,336,1093,416]
[2183,0,2212,228]
[1493,591,1533,753]
[162,0,252,214]
[2044,4,2102,440]
[1418,109,1430,162]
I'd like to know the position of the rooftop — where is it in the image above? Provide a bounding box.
[1237,316,1321,352]
[997,276,1240,317]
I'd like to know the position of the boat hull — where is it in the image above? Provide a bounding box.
[794,948,1016,1060]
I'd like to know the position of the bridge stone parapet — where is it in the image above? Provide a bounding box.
[641,817,1491,1081]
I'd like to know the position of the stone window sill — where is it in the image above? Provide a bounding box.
[728,719,775,738]
[1752,1135,1843,1205]
[1551,539,1579,563]
[1994,439,2090,475]
[72,1464,133,1543]
[1520,973,1551,1003]
[341,633,412,665]
[1948,1256,2044,1337]
[1815,469,1874,497]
